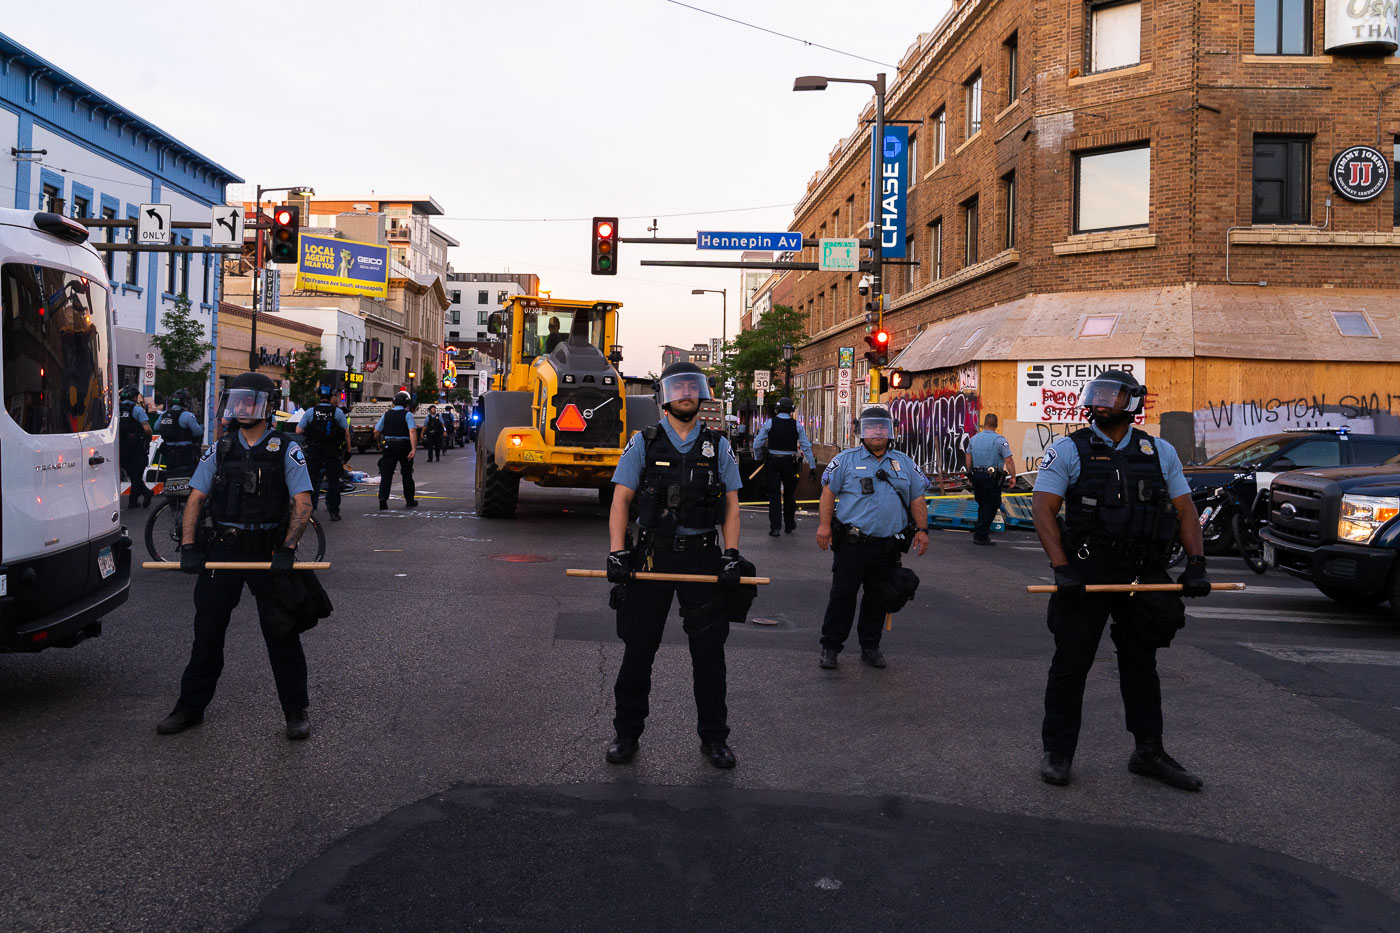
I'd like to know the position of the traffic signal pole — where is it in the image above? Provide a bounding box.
[869,73,887,405]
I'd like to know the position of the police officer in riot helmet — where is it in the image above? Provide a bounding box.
[753,396,817,536]
[154,387,203,478]
[605,361,747,769]
[296,385,349,520]
[156,371,317,740]
[815,405,929,670]
[118,384,153,508]
[1031,369,1212,790]
[374,390,418,509]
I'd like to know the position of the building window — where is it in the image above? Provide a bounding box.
[1332,311,1377,337]
[451,290,461,303]
[180,237,190,296]
[71,195,90,219]
[1075,144,1151,233]
[1002,171,1017,249]
[478,289,488,303]
[101,206,117,279]
[125,226,140,287]
[908,134,918,185]
[933,108,946,166]
[478,310,491,325]
[1080,314,1119,337]
[929,219,943,280]
[1252,136,1310,224]
[498,290,509,304]
[1005,33,1019,104]
[1393,138,1398,227]
[960,326,986,350]
[903,234,915,291]
[41,184,60,213]
[963,197,979,266]
[965,72,982,138]
[1090,1,1141,72]
[1254,0,1309,55]
[392,345,401,370]
[167,248,177,295]
[202,253,210,304]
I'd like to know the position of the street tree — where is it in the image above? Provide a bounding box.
[714,303,807,408]
[288,342,326,409]
[418,363,439,401]
[148,293,213,404]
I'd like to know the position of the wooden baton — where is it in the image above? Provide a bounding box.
[567,569,771,585]
[1026,582,1246,594]
[748,463,766,480]
[143,561,331,571]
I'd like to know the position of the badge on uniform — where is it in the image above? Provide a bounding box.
[290,447,307,466]
[701,440,715,458]
[1039,448,1057,470]
[267,437,282,452]
[1139,439,1154,455]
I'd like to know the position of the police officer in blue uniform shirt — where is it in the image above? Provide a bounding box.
[297,385,350,521]
[157,372,317,741]
[753,396,817,537]
[374,390,418,509]
[439,403,456,448]
[154,387,204,478]
[118,384,153,508]
[966,412,1016,546]
[604,361,747,769]
[816,405,930,670]
[1031,370,1212,791]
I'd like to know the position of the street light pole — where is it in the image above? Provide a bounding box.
[691,287,728,410]
[783,342,794,398]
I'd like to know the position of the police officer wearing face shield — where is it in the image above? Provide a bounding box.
[374,390,417,509]
[816,405,930,670]
[296,385,349,520]
[753,396,816,536]
[604,361,746,769]
[154,387,204,478]
[156,372,316,741]
[1031,370,1211,791]
[118,384,153,508]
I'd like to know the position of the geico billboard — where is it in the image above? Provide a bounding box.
[294,233,390,299]
[1017,358,1146,423]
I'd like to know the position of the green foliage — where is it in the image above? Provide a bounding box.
[148,294,213,402]
[288,342,326,409]
[418,363,438,400]
[714,303,808,405]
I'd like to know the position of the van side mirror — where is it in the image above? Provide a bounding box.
[487,312,503,335]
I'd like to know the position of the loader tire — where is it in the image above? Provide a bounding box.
[474,438,519,518]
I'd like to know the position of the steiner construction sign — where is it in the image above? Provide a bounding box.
[1017,358,1147,423]
[295,233,390,299]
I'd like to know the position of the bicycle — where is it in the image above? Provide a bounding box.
[143,476,327,563]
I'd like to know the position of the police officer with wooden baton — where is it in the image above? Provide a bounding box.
[1031,369,1210,791]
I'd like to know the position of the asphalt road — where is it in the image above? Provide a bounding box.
[2,443,1398,932]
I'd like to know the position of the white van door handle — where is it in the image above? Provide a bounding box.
[88,455,106,466]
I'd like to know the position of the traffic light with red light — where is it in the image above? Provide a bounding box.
[864,329,890,366]
[269,205,300,264]
[591,216,618,275]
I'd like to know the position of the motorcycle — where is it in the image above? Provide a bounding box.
[1169,475,1269,573]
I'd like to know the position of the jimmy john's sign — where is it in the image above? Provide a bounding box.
[1330,145,1391,202]
[1325,0,1399,54]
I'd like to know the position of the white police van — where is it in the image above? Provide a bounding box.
[0,208,130,651]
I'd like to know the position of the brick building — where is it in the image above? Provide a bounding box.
[783,0,1400,471]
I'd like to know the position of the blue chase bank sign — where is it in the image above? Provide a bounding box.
[871,125,908,259]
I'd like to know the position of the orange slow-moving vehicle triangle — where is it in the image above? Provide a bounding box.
[556,403,587,431]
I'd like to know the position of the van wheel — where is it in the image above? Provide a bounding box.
[474,437,518,518]
[1318,585,1383,607]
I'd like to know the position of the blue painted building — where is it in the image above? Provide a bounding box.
[0,31,242,426]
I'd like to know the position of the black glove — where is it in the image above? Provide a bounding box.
[1052,564,1085,600]
[1178,556,1211,597]
[755,450,767,463]
[607,549,631,584]
[179,544,204,575]
[809,464,819,480]
[718,549,745,589]
[270,546,296,575]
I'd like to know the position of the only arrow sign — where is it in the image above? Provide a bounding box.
[145,208,165,230]
[138,203,171,244]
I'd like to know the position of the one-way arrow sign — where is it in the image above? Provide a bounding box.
[138,203,171,244]
[209,205,243,246]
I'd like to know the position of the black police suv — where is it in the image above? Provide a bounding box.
[1262,455,1400,619]
[1185,429,1400,553]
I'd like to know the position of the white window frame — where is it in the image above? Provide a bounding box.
[1332,310,1378,338]
[965,73,982,139]
[1090,0,1142,73]
[934,108,946,166]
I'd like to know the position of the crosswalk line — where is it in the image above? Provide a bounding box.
[1239,643,1400,666]
[1215,585,1337,597]
[1188,606,1387,626]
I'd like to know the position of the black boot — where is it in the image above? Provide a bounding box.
[1128,738,1203,791]
[606,736,638,764]
[285,709,311,741]
[701,740,736,769]
[860,647,887,668]
[819,647,839,669]
[156,707,203,735]
[1039,751,1072,786]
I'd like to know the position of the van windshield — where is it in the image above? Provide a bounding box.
[2,264,113,435]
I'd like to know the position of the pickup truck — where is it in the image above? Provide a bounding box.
[1260,460,1400,618]
[346,401,390,453]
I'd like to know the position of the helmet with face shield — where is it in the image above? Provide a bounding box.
[857,405,894,442]
[1079,370,1145,417]
[222,372,279,427]
[656,361,712,408]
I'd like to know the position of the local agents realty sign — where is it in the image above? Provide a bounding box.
[1325,0,1399,53]
[1017,358,1146,423]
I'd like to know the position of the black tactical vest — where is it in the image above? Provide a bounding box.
[1063,427,1178,550]
[423,414,444,437]
[156,406,197,445]
[381,407,410,440]
[768,416,799,452]
[119,400,146,449]
[303,403,340,456]
[208,431,291,526]
[635,424,726,535]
